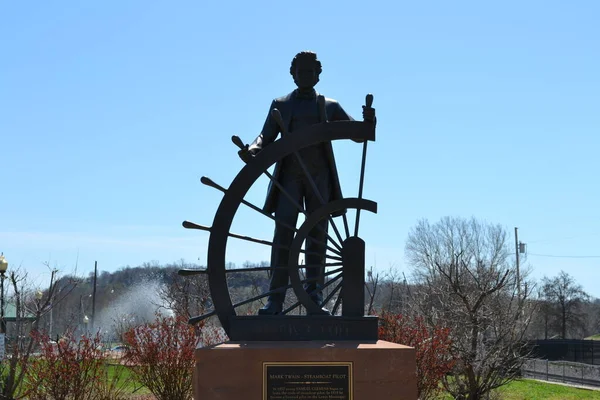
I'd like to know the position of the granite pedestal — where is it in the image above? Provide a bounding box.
[193,340,417,400]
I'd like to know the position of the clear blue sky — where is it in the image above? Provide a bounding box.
[1,1,599,297]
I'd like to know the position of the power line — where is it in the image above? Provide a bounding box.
[527,233,600,244]
[527,253,600,259]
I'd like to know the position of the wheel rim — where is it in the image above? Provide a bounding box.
[287,198,378,315]
[206,121,375,335]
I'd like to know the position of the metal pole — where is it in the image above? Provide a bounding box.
[80,294,84,333]
[515,227,521,299]
[91,261,97,332]
[0,272,5,334]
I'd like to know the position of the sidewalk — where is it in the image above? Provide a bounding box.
[526,378,600,392]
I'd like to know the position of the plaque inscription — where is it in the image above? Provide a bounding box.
[263,362,353,400]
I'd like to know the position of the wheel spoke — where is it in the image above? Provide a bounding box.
[323,243,341,256]
[201,176,341,255]
[229,268,343,311]
[247,168,345,252]
[328,216,345,247]
[178,268,207,276]
[183,220,341,257]
[282,301,302,315]
[302,267,343,285]
[292,151,345,246]
[326,254,343,262]
[232,133,346,253]
[302,250,341,260]
[325,231,343,252]
[332,287,343,315]
[260,171,340,248]
[322,267,343,277]
[310,242,341,257]
[231,283,293,309]
[302,262,343,269]
[354,141,368,237]
[188,309,217,325]
[306,271,343,294]
[264,169,306,215]
[320,282,342,308]
[179,265,295,275]
[183,221,271,247]
[226,266,288,273]
[226,263,344,273]
[282,270,343,315]
[342,213,350,240]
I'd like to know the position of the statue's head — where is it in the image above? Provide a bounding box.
[290,51,322,90]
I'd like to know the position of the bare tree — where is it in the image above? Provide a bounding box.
[0,266,77,399]
[158,261,211,319]
[406,216,536,400]
[384,267,412,314]
[581,299,600,338]
[541,270,590,339]
[364,266,379,315]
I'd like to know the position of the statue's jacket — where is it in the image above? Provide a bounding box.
[248,89,353,217]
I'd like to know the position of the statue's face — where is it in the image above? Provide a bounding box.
[294,63,318,90]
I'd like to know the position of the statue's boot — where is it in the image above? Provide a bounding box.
[258,298,283,315]
[304,282,331,316]
[258,269,288,315]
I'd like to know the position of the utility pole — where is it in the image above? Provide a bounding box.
[515,228,527,299]
[49,268,57,338]
[91,261,97,332]
[515,227,521,299]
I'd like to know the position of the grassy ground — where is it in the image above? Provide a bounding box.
[105,363,151,396]
[585,334,600,340]
[122,377,599,400]
[18,364,600,399]
[496,379,600,399]
[437,379,600,400]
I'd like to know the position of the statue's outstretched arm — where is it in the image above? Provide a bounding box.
[248,100,280,155]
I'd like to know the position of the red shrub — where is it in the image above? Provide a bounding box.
[25,330,105,400]
[122,314,225,400]
[379,312,455,400]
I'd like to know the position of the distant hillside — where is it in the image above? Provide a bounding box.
[39,260,408,339]
[41,260,271,338]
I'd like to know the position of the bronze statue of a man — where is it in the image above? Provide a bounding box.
[239,51,376,315]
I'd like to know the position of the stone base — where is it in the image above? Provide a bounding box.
[228,315,379,341]
[193,340,417,400]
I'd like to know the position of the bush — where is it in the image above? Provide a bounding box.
[122,314,224,400]
[23,329,133,400]
[379,312,455,400]
[25,330,105,400]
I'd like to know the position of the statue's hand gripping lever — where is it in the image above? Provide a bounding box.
[362,93,375,124]
[233,108,286,164]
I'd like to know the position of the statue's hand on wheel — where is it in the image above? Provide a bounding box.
[232,135,254,163]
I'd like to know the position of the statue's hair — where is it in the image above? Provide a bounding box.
[289,51,322,76]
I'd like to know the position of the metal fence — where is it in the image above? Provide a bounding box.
[527,340,600,365]
[522,359,600,388]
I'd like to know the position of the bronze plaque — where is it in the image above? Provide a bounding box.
[263,361,353,400]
